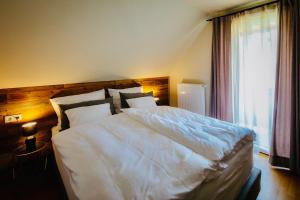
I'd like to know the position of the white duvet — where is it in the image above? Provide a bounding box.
[52,106,254,200]
[122,107,254,162]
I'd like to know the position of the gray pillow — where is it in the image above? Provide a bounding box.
[120,91,153,108]
[59,97,115,131]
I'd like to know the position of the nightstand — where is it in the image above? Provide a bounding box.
[14,141,51,180]
[0,153,15,182]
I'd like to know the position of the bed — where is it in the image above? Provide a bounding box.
[51,106,258,200]
[0,76,260,199]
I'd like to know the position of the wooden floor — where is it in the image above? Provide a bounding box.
[254,154,300,200]
[1,153,299,200]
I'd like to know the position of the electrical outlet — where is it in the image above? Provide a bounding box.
[4,114,22,124]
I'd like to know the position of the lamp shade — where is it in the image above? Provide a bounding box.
[22,122,37,137]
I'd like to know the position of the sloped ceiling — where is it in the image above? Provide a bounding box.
[0,0,203,88]
[187,0,258,16]
[0,0,258,89]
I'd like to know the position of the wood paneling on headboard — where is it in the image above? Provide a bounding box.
[0,76,169,153]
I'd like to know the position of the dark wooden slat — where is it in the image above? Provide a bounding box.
[0,93,7,105]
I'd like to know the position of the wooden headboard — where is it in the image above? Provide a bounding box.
[0,76,169,153]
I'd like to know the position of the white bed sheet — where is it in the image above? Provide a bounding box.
[53,140,252,200]
[53,143,78,200]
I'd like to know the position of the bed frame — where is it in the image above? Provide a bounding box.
[237,167,261,200]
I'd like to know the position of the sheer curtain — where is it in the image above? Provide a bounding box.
[231,4,279,153]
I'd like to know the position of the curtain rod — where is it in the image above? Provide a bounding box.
[206,0,279,21]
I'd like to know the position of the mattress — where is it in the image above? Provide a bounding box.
[186,142,253,200]
[52,137,253,200]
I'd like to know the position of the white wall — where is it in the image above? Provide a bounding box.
[170,22,212,113]
[0,0,204,88]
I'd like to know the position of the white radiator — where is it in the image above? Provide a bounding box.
[177,83,206,115]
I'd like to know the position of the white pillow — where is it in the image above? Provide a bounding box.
[65,103,111,128]
[126,96,157,108]
[50,89,105,130]
[108,87,142,113]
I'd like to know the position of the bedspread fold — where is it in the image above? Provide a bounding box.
[122,106,254,162]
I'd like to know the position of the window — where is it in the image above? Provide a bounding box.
[231,5,278,153]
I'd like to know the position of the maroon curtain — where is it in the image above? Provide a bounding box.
[270,0,293,168]
[210,16,233,122]
[290,0,300,175]
[270,0,300,175]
